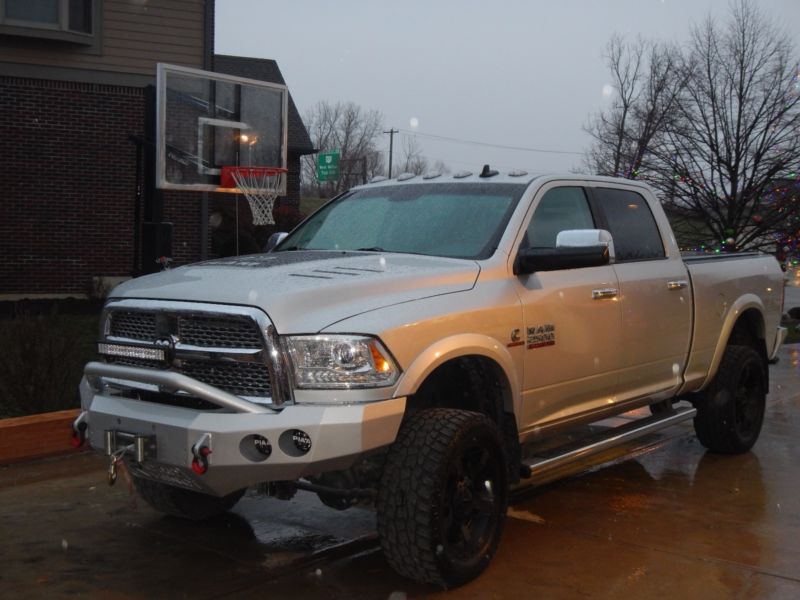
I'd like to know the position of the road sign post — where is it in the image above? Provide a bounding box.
[317,151,340,182]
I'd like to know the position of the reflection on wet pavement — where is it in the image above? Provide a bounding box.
[1,342,799,598]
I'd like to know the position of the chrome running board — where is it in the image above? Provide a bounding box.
[520,406,696,479]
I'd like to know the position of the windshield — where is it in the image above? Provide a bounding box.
[276,183,527,260]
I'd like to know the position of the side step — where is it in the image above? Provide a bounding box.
[519,406,696,480]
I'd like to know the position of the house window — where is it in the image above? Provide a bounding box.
[1,0,94,37]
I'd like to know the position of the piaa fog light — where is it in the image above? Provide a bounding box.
[291,430,312,453]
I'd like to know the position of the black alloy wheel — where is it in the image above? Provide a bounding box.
[377,409,509,588]
[694,344,767,453]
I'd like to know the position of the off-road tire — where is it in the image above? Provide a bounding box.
[693,345,766,453]
[131,474,245,521]
[376,409,508,588]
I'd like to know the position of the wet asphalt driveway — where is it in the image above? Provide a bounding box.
[1,342,799,598]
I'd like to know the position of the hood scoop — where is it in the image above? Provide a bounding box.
[290,266,369,279]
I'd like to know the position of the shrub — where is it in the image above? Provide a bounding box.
[0,308,98,418]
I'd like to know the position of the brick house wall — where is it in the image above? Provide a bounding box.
[0,76,208,296]
[0,0,216,298]
[0,77,145,295]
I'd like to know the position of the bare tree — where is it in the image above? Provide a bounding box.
[395,135,453,176]
[587,1,800,252]
[301,101,386,196]
[430,159,451,175]
[398,136,429,175]
[584,35,645,177]
[653,1,800,251]
[584,35,684,178]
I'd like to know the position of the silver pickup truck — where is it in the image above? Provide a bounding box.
[76,171,786,587]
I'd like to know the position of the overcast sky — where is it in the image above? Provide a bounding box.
[216,0,800,175]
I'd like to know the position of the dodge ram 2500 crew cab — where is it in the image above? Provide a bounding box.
[76,171,786,587]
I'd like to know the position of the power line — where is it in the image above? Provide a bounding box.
[398,129,584,156]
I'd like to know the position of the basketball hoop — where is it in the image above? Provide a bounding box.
[220,166,287,225]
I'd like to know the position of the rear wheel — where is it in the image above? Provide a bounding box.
[131,474,245,521]
[693,345,766,453]
[377,409,508,588]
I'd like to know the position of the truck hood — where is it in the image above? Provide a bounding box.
[110,251,480,333]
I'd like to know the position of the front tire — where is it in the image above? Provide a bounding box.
[377,409,508,588]
[131,474,245,521]
[693,345,767,453]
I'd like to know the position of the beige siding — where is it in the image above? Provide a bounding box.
[0,0,205,76]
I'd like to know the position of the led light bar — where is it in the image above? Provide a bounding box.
[97,343,165,362]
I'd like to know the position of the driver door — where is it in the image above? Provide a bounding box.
[513,185,623,429]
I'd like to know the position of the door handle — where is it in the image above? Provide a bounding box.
[592,288,618,300]
[667,280,688,290]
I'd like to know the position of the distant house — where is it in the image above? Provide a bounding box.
[0,1,313,299]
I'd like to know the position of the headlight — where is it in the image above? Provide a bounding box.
[285,335,399,389]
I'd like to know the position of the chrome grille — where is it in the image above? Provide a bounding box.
[180,360,272,397]
[178,315,262,349]
[103,304,278,404]
[110,312,156,341]
[108,356,160,369]
[107,357,272,398]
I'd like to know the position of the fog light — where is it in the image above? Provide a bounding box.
[279,429,313,457]
[291,430,312,453]
[253,435,272,457]
[239,434,272,463]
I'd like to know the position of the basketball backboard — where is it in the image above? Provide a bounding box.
[156,63,288,194]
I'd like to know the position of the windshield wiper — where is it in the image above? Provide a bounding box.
[355,247,387,252]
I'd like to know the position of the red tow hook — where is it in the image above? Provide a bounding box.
[70,414,88,448]
[191,446,212,475]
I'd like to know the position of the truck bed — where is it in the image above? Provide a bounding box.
[681,252,784,393]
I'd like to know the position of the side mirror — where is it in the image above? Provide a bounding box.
[556,229,615,262]
[266,232,288,252]
[514,229,614,275]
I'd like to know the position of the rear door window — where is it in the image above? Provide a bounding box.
[592,188,665,261]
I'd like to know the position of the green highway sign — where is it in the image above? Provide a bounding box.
[317,150,340,182]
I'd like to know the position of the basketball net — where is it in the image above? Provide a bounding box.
[222,167,287,225]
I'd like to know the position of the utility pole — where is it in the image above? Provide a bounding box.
[384,128,398,178]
